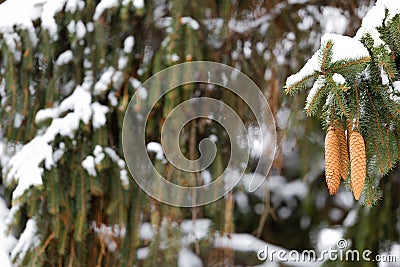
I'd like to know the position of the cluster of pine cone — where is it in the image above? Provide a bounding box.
[324,121,366,200]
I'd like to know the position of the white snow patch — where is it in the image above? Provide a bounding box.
[82,155,96,176]
[104,147,120,163]
[112,71,124,89]
[118,56,128,69]
[130,77,142,89]
[94,67,115,95]
[256,42,265,54]
[86,22,94,32]
[65,0,85,13]
[0,0,43,29]
[0,0,43,45]
[201,170,212,184]
[56,50,73,65]
[299,6,348,35]
[286,50,320,88]
[215,233,323,266]
[244,40,252,59]
[137,247,149,260]
[123,36,135,53]
[181,219,210,245]
[67,20,76,34]
[215,233,273,252]
[305,77,325,112]
[234,191,250,213]
[181,17,200,30]
[380,67,389,85]
[108,92,118,106]
[332,73,346,85]
[0,79,6,107]
[248,125,265,159]
[343,209,358,227]
[228,14,270,34]
[328,208,344,221]
[178,248,203,267]
[7,136,52,199]
[8,86,93,199]
[147,142,164,160]
[276,108,290,130]
[93,145,105,165]
[129,78,147,99]
[11,219,40,264]
[104,147,129,187]
[333,190,355,210]
[41,0,67,39]
[13,113,24,128]
[283,178,309,200]
[36,85,92,125]
[53,142,65,163]
[379,243,400,267]
[0,197,17,267]
[320,7,348,35]
[75,20,86,39]
[133,0,144,9]
[3,32,22,61]
[393,81,400,92]
[119,169,129,187]
[316,228,343,252]
[297,9,314,31]
[390,81,400,103]
[93,0,119,20]
[321,33,369,62]
[91,102,109,129]
[171,53,180,62]
[242,174,308,205]
[286,33,369,88]
[355,0,400,47]
[139,222,154,240]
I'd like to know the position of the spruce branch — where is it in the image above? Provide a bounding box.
[319,40,333,72]
[284,72,319,95]
[285,6,400,203]
[305,76,326,116]
[329,57,370,74]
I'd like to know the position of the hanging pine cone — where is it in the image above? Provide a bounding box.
[336,123,349,180]
[346,119,352,150]
[325,127,340,195]
[349,130,366,200]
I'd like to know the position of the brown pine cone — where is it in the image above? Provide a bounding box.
[325,127,341,195]
[349,130,366,200]
[336,123,349,180]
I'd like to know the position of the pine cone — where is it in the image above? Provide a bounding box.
[349,130,366,200]
[325,127,340,195]
[336,123,349,180]
[346,119,353,149]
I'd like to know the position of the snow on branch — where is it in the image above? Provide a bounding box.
[355,0,400,47]
[6,82,109,200]
[285,33,369,92]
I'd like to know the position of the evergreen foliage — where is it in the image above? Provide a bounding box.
[285,6,400,205]
[0,1,150,266]
[1,0,396,267]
